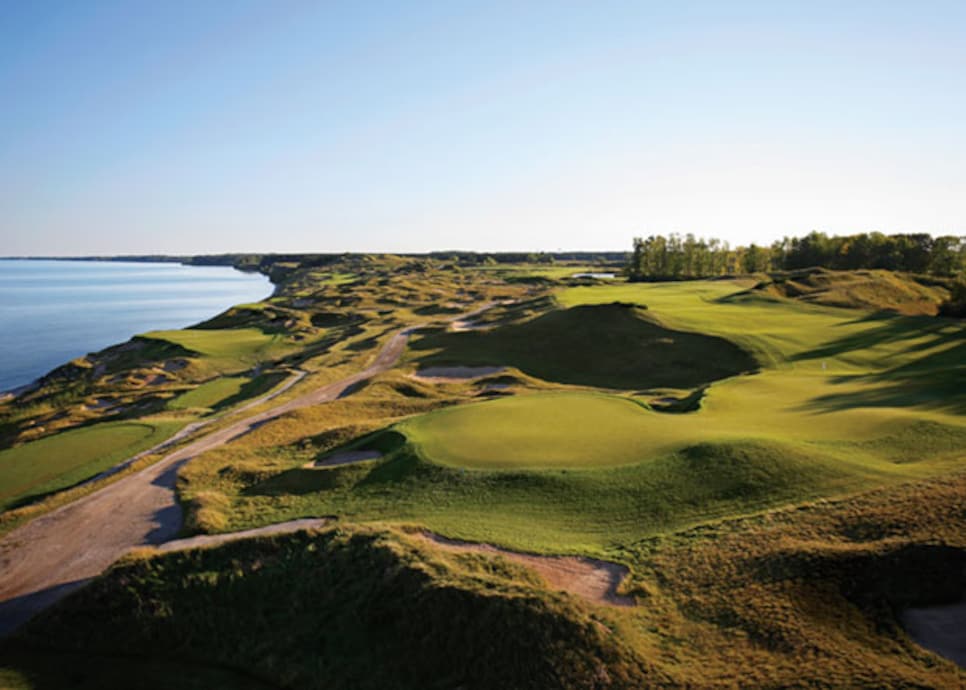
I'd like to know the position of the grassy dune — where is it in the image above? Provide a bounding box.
[410,302,757,389]
[754,267,951,315]
[1,526,655,689]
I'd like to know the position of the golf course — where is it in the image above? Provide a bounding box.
[0,252,963,688]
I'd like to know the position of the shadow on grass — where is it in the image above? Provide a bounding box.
[793,313,965,414]
[243,431,413,497]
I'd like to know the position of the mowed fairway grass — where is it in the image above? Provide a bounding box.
[140,327,292,371]
[0,420,183,510]
[166,373,286,413]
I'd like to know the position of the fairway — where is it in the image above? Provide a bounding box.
[140,328,286,363]
[167,376,250,410]
[166,373,286,412]
[0,420,183,511]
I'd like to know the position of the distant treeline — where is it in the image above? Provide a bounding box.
[21,251,628,272]
[628,232,966,281]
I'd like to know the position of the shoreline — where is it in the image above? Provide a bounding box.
[0,260,274,396]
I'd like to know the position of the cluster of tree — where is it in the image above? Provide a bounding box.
[628,232,965,281]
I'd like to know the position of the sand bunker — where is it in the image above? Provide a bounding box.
[305,449,383,468]
[901,598,966,668]
[419,532,634,607]
[448,299,517,332]
[412,366,506,382]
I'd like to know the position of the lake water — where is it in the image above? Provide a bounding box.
[0,260,272,392]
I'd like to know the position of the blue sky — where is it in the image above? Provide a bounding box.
[1,1,964,255]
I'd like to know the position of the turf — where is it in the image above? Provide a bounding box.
[0,419,184,511]
[139,328,290,369]
[409,302,757,389]
[166,373,286,412]
[167,376,250,410]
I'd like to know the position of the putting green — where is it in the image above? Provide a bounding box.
[404,392,679,469]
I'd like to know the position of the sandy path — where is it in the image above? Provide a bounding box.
[419,533,634,607]
[411,365,507,381]
[151,518,331,554]
[449,299,516,332]
[0,326,420,634]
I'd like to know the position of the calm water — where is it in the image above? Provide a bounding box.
[0,260,272,392]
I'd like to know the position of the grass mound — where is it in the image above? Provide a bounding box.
[0,526,655,689]
[746,268,950,315]
[410,302,757,389]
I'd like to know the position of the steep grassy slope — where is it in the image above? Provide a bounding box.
[409,302,757,389]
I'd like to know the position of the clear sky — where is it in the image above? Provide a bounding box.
[2,1,964,255]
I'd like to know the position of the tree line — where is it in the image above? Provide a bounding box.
[628,231,965,281]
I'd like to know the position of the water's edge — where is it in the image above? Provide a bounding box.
[0,259,273,393]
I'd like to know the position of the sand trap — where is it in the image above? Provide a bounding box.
[901,598,966,668]
[448,299,517,332]
[412,366,506,381]
[305,449,383,468]
[419,532,634,607]
[450,319,488,332]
